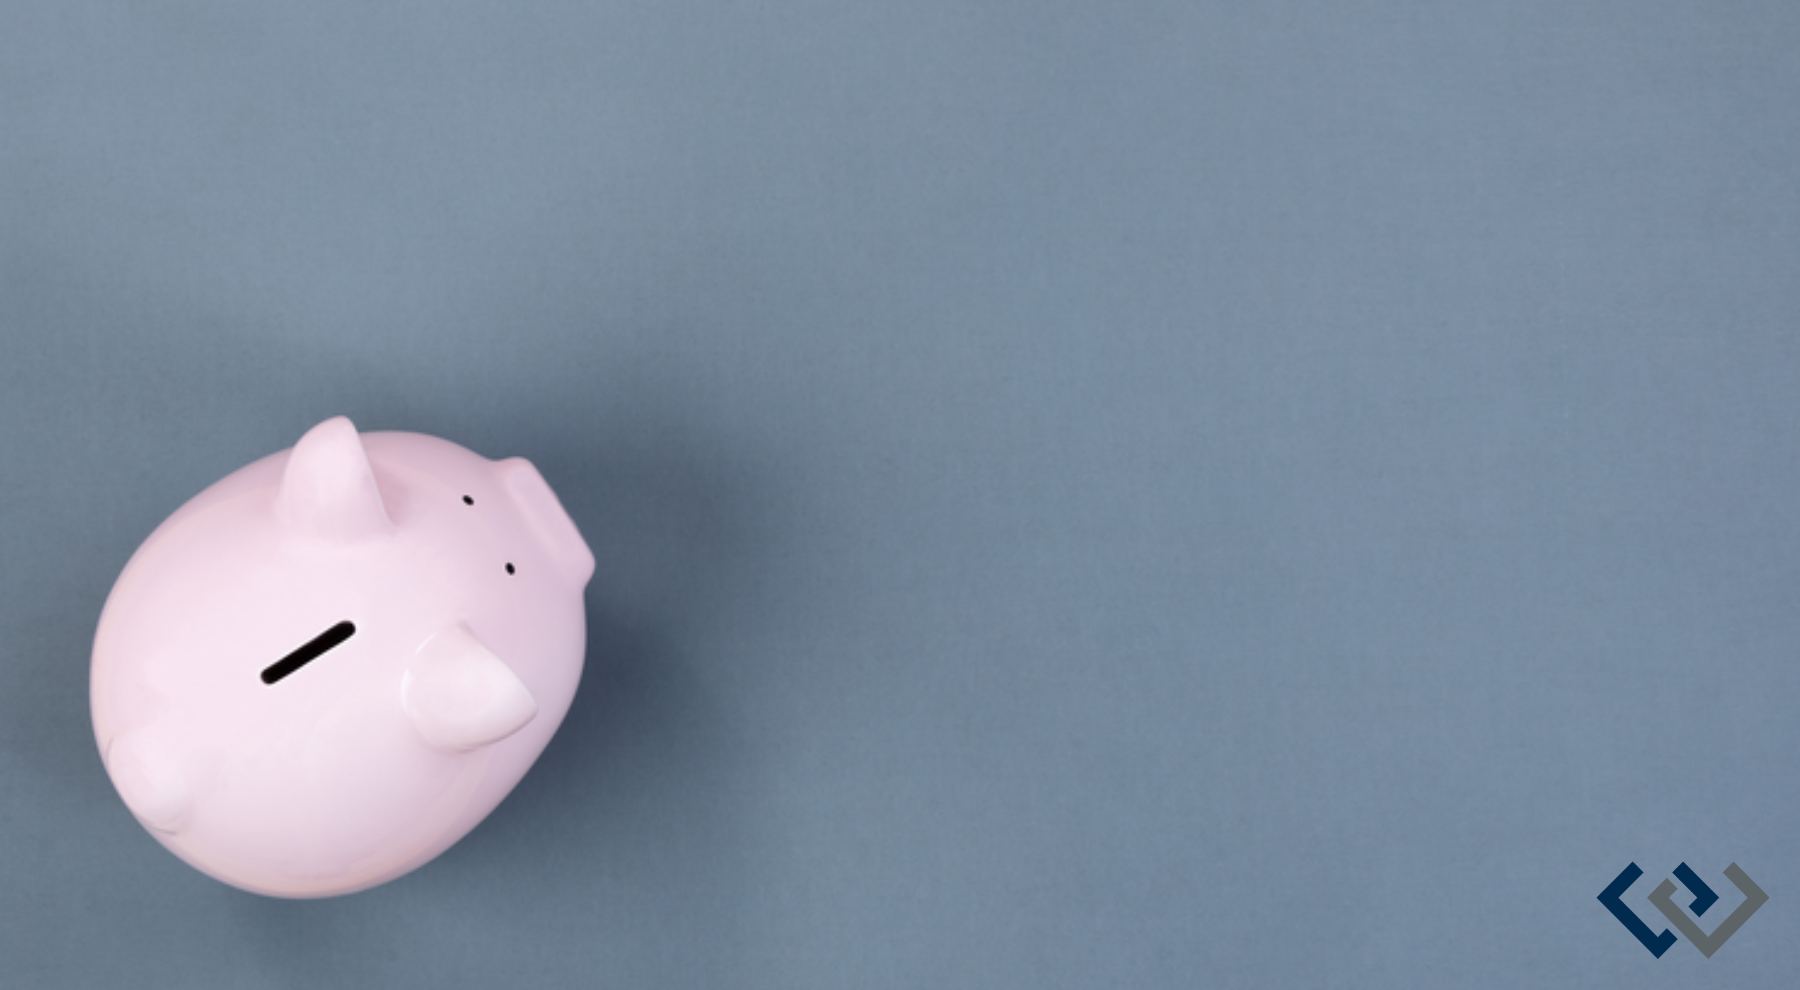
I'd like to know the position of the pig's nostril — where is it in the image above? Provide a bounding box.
[261,620,356,685]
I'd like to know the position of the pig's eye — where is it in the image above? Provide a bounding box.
[261,621,356,685]
[461,495,515,575]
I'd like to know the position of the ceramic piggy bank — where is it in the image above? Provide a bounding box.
[90,417,593,897]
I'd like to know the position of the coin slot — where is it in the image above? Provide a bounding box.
[261,620,357,685]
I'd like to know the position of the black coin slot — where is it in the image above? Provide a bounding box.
[261,620,356,685]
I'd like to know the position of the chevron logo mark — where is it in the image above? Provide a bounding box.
[1598,862,1768,959]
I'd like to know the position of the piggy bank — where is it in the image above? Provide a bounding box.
[89,416,594,897]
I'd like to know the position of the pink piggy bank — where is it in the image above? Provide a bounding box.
[89,417,594,897]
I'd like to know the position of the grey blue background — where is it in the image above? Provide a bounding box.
[3,2,1797,986]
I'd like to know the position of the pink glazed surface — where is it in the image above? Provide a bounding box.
[90,417,593,897]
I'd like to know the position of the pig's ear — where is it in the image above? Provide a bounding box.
[277,417,392,542]
[402,625,537,752]
[106,729,190,834]
[499,457,595,585]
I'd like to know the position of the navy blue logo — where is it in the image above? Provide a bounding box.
[1599,862,1767,958]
